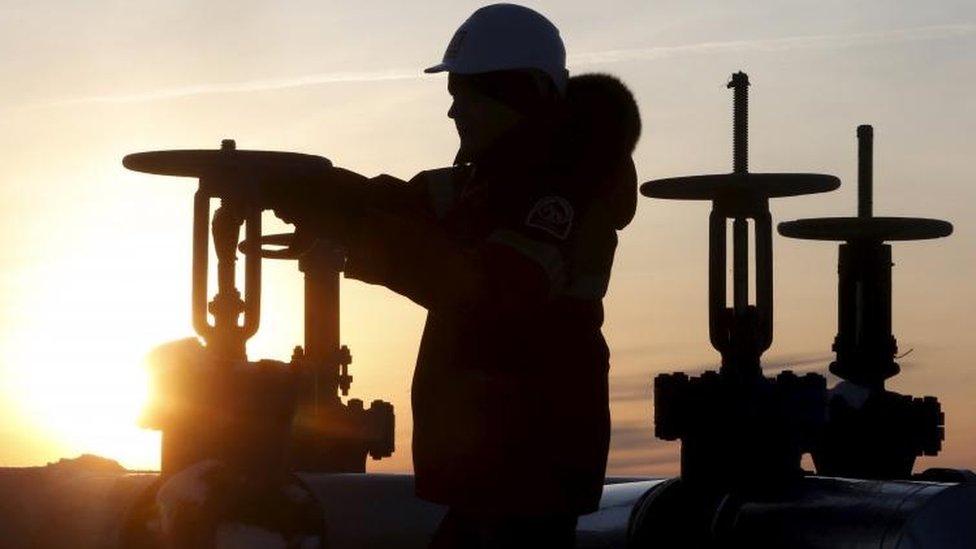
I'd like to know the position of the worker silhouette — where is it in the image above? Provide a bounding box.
[268,4,641,548]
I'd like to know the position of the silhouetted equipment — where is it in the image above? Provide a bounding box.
[238,232,394,471]
[641,72,838,487]
[780,125,951,479]
[123,139,394,477]
[628,75,974,549]
[629,475,976,548]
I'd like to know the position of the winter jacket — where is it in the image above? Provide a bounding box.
[341,74,641,516]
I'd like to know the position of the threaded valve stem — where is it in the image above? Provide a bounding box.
[728,72,750,175]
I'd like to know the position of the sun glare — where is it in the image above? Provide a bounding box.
[5,246,176,470]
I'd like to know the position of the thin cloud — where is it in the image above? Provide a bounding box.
[608,422,678,472]
[48,69,420,106]
[610,372,653,403]
[610,351,832,403]
[569,23,976,66]
[35,23,975,108]
[762,352,833,375]
[611,422,659,452]
[609,450,678,472]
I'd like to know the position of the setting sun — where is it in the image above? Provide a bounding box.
[4,246,168,470]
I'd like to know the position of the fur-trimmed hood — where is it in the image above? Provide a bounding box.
[469,72,641,229]
[564,73,641,171]
[561,73,641,230]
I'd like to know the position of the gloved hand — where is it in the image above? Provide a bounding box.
[263,166,372,244]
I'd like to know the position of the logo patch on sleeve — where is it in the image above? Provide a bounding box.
[526,196,574,239]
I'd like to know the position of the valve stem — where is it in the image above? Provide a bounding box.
[857,125,873,219]
[728,72,750,175]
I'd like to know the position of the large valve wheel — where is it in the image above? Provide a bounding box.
[122,142,332,200]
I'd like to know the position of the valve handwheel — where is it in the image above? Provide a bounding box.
[640,72,840,371]
[122,139,332,186]
[779,126,952,244]
[643,173,838,201]
[123,139,333,254]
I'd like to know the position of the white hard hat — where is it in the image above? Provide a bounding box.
[424,4,568,94]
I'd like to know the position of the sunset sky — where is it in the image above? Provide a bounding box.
[1,1,974,477]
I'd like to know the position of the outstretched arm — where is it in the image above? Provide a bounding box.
[343,189,574,317]
[267,167,425,242]
[269,166,613,316]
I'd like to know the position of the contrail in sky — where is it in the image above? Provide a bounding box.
[568,23,976,66]
[50,69,420,105]
[49,23,976,106]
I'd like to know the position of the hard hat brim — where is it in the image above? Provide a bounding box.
[423,62,503,75]
[424,63,452,74]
